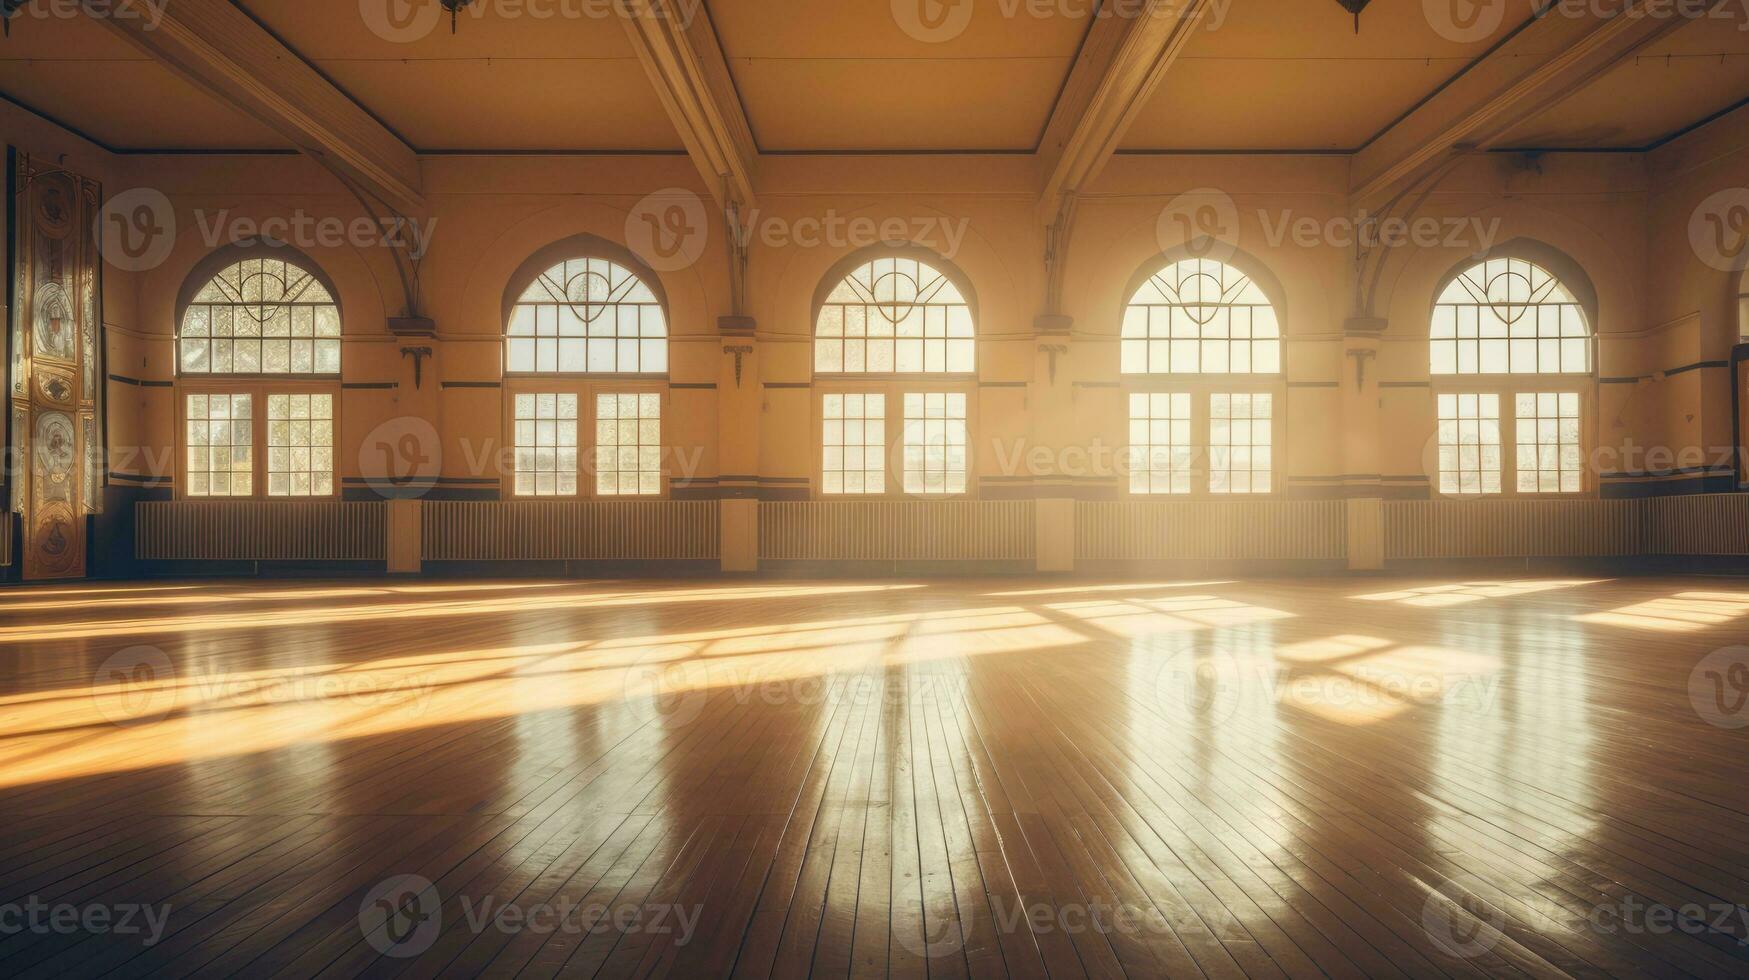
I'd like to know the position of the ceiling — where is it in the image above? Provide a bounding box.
[0,0,1743,155]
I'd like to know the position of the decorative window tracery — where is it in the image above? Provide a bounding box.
[180,258,340,375]
[507,257,668,374]
[816,256,974,374]
[1122,259,1280,375]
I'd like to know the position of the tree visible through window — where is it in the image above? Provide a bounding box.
[180,258,340,375]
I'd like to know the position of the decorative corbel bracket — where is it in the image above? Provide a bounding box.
[401,346,434,390]
[724,346,754,388]
[1346,348,1377,392]
[1039,344,1068,385]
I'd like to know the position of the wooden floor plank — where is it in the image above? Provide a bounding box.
[1,574,1746,978]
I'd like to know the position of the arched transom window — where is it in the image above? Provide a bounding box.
[179,257,340,375]
[815,256,974,374]
[1122,258,1280,375]
[1431,257,1589,375]
[507,257,668,374]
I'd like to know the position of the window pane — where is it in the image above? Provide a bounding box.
[1514,391,1583,493]
[1126,392,1193,495]
[1121,259,1280,375]
[1431,257,1589,375]
[178,258,339,375]
[595,392,660,496]
[266,393,335,497]
[816,257,973,374]
[508,258,667,374]
[822,393,885,494]
[186,393,253,497]
[514,392,579,496]
[1436,392,1502,495]
[1208,392,1271,494]
[902,391,967,494]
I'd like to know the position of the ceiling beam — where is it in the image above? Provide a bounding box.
[86,0,423,214]
[1349,0,1726,209]
[1036,0,1212,223]
[616,0,758,211]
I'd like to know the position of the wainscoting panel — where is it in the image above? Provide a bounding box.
[759,501,1036,561]
[1642,493,1749,555]
[1382,499,1640,559]
[422,500,719,561]
[136,501,387,561]
[1075,500,1347,561]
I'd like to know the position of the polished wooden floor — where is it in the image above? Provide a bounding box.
[0,575,1746,978]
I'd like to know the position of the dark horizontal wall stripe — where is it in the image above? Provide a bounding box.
[342,382,398,390]
[1667,360,1730,376]
[763,382,811,389]
[341,477,499,486]
[108,374,173,388]
[669,383,717,389]
[1601,475,1738,498]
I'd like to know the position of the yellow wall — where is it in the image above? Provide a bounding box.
[7,99,1748,518]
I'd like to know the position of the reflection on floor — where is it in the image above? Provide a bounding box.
[0,575,1745,977]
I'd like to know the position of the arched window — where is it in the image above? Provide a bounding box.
[1122,258,1280,375]
[1122,256,1282,496]
[1430,254,1592,496]
[177,249,341,499]
[813,250,975,495]
[507,256,667,374]
[1431,257,1589,375]
[815,255,974,374]
[502,245,668,498]
[179,255,340,375]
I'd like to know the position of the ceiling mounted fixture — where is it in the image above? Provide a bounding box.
[441,0,475,34]
[1335,0,1372,34]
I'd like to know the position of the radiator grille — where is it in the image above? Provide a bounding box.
[135,501,387,561]
[422,500,719,561]
[759,500,1036,561]
[1075,500,1347,561]
[1382,499,1639,559]
[1642,494,1749,555]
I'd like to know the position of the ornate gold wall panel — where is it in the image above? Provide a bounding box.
[10,153,102,580]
